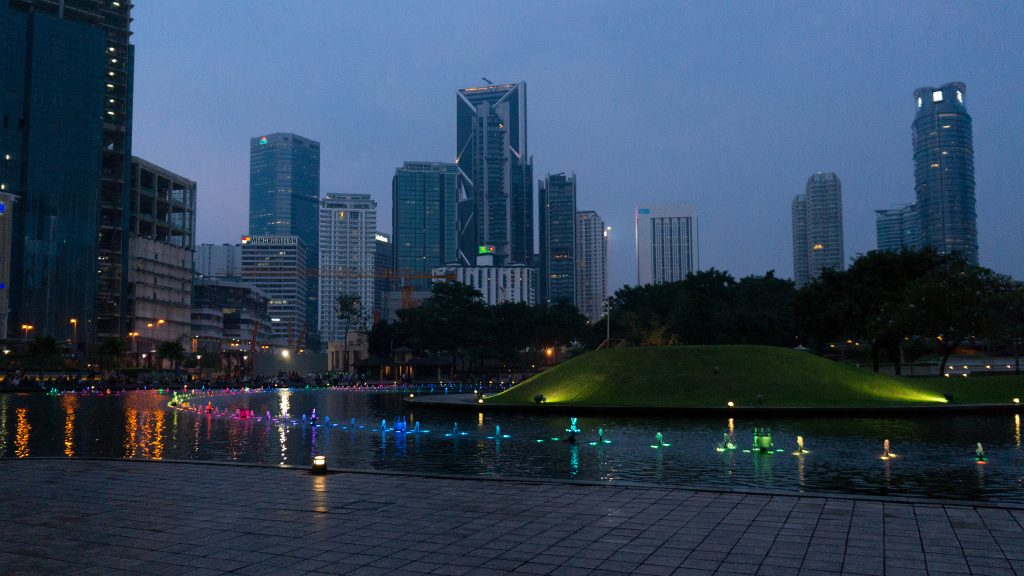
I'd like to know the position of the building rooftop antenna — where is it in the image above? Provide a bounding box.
[481,76,493,85]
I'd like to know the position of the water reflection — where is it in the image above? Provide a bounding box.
[15,407,29,457]
[1015,414,1020,448]
[0,395,8,457]
[4,389,1024,503]
[123,407,166,459]
[62,394,77,457]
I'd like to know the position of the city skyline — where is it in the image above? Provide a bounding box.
[131,2,1024,290]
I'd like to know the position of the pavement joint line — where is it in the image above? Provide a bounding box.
[3,455,1023,512]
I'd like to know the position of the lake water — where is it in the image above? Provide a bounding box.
[2,388,1023,502]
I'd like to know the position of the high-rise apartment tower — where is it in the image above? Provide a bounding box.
[318,194,376,343]
[576,211,608,323]
[792,172,844,287]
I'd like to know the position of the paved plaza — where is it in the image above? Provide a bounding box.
[2,459,1024,575]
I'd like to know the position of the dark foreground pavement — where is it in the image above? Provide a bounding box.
[2,459,1023,576]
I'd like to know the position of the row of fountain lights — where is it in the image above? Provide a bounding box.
[167,394,994,476]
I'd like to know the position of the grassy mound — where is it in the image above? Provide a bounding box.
[488,345,1024,408]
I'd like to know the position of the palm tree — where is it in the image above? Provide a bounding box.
[93,337,126,371]
[156,340,185,375]
[27,336,59,380]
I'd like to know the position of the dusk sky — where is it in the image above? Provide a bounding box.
[131,1,1024,291]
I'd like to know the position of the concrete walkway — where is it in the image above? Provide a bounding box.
[2,459,1023,576]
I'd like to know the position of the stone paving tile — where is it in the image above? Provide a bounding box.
[3,459,1024,575]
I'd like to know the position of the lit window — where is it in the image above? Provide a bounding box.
[916,97,922,108]
[930,163,940,168]
[932,90,943,103]
[812,243,824,250]
[956,90,963,103]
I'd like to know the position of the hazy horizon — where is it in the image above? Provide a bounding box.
[131,1,1024,291]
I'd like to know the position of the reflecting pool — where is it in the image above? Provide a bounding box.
[3,389,1024,502]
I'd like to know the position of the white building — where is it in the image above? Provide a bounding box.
[635,203,698,286]
[576,211,608,322]
[433,256,535,306]
[318,193,376,343]
[195,243,242,277]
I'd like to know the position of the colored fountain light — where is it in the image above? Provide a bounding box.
[975,442,987,464]
[311,455,327,474]
[880,438,897,460]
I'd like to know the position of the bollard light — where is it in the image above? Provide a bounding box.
[727,401,735,408]
[311,455,327,475]
[1013,398,1020,405]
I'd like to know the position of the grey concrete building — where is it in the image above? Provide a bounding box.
[792,172,844,287]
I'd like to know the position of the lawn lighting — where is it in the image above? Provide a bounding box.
[409,393,415,398]
[477,398,484,404]
[1013,398,1020,405]
[727,401,735,408]
[311,455,327,474]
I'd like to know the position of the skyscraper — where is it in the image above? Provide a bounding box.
[318,193,376,343]
[539,173,577,306]
[2,0,133,344]
[792,172,844,287]
[913,82,977,264]
[249,132,321,338]
[456,82,533,266]
[635,204,699,286]
[576,211,608,323]
[392,162,461,289]
[875,204,920,252]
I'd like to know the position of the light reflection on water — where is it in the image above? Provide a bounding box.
[2,389,1024,502]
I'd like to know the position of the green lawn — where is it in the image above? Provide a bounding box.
[487,345,1024,408]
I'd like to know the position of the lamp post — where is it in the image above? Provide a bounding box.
[21,324,33,340]
[69,318,78,368]
[196,354,203,379]
[128,331,139,367]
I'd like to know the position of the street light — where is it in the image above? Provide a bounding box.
[21,324,33,340]
[69,318,78,367]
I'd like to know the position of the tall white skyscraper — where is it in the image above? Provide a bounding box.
[576,211,608,322]
[318,193,377,343]
[635,204,698,286]
[792,172,844,287]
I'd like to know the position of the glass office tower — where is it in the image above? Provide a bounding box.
[539,173,576,306]
[249,132,321,339]
[392,162,461,290]
[875,204,920,252]
[456,82,533,266]
[912,82,977,264]
[1,0,132,344]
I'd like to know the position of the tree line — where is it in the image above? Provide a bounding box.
[367,249,1023,377]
